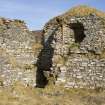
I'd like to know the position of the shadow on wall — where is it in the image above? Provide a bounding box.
[35,30,56,88]
[35,21,85,88]
[70,22,86,43]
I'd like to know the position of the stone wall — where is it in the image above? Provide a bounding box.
[42,13,105,88]
[0,18,42,87]
[1,6,105,89]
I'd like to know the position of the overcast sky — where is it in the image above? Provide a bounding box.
[0,0,104,30]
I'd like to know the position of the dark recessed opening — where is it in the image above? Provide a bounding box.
[36,30,55,88]
[70,22,86,43]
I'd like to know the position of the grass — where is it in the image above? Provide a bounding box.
[0,83,105,105]
[62,5,105,19]
[99,49,105,58]
[45,5,105,30]
[8,56,17,68]
[69,43,80,49]
[53,55,65,65]
[32,43,43,52]
[23,64,35,70]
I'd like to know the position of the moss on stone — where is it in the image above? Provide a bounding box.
[69,43,80,49]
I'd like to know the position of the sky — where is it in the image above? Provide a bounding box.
[0,0,105,30]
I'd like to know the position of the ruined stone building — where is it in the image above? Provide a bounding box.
[1,6,105,89]
[37,6,105,88]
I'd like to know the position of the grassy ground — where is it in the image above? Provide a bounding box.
[0,82,105,105]
[62,5,105,19]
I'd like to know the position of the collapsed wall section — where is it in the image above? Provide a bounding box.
[0,18,42,87]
